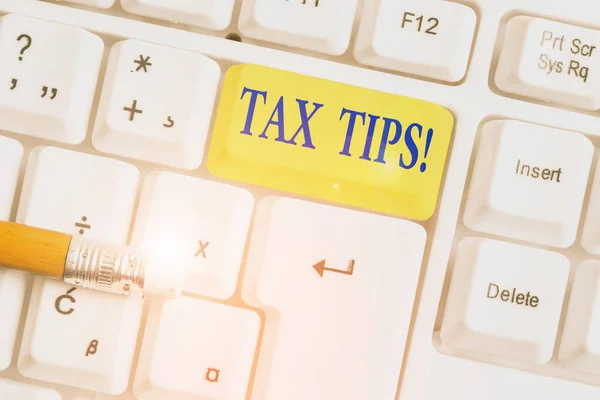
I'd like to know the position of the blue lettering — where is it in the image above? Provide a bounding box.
[374,118,402,164]
[277,99,323,149]
[400,123,421,169]
[338,108,366,157]
[240,87,267,135]
[260,96,285,140]
[359,114,381,161]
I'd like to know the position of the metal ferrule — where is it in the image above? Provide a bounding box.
[64,236,146,296]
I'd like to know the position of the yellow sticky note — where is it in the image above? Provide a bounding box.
[208,65,454,220]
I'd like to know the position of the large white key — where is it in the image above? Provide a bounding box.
[244,197,426,400]
[0,378,61,400]
[93,39,220,169]
[121,0,235,30]
[58,0,115,8]
[133,297,260,400]
[0,135,24,371]
[17,147,142,395]
[463,120,593,248]
[0,14,103,143]
[239,0,358,55]
[355,0,476,82]
[440,238,569,364]
[496,17,600,110]
[132,172,253,299]
[560,260,600,373]
[581,159,600,255]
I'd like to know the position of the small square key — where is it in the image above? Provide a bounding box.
[0,378,60,400]
[0,14,103,144]
[133,297,260,400]
[441,238,569,364]
[239,0,358,55]
[121,0,235,30]
[131,172,253,299]
[355,0,476,82]
[93,39,220,169]
[463,120,593,248]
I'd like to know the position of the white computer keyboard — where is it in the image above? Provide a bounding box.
[1,0,600,399]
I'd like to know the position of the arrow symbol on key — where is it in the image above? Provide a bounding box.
[312,259,355,277]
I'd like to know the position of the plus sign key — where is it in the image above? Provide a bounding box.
[93,39,220,169]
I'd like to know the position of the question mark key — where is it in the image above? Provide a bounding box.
[0,14,104,143]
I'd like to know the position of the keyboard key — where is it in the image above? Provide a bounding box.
[0,378,61,400]
[239,0,358,55]
[0,135,22,219]
[131,172,253,299]
[496,17,600,110]
[19,278,143,395]
[560,260,600,373]
[355,0,476,82]
[133,297,260,400]
[243,197,426,400]
[440,238,569,364]
[17,147,139,241]
[58,0,115,8]
[581,159,600,255]
[16,147,141,394]
[463,120,593,248]
[121,0,235,30]
[0,135,25,371]
[207,65,454,220]
[0,270,26,371]
[0,14,103,143]
[93,39,220,169]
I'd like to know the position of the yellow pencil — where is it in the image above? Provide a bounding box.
[0,221,181,298]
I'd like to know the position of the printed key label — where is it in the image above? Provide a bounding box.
[208,65,454,220]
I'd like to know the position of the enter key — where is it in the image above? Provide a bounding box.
[207,64,454,220]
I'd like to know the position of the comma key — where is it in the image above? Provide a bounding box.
[441,238,569,364]
[463,120,593,248]
[0,14,103,143]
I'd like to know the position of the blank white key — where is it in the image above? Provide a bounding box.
[0,270,26,371]
[244,197,426,400]
[93,39,220,169]
[17,147,142,395]
[463,120,593,248]
[441,238,569,364]
[581,159,600,255]
[132,172,253,299]
[355,0,476,82]
[121,0,235,30]
[0,14,103,143]
[133,297,260,400]
[0,135,25,371]
[0,135,22,219]
[57,0,115,8]
[239,0,358,55]
[559,260,600,373]
[0,378,61,400]
[496,17,600,110]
